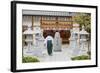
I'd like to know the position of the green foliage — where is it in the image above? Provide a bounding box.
[87,51,91,59]
[73,13,91,33]
[22,56,40,63]
[71,55,90,60]
[87,51,91,56]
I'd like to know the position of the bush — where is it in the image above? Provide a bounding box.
[22,56,40,63]
[71,55,90,60]
[87,51,91,56]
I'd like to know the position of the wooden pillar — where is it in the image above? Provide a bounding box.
[56,17,58,30]
[32,16,34,46]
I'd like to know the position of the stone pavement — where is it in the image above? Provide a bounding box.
[23,43,89,62]
[39,48,71,62]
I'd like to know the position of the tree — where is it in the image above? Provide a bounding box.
[73,13,91,33]
[73,13,91,56]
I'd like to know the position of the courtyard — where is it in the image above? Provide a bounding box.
[22,12,91,63]
[23,42,90,62]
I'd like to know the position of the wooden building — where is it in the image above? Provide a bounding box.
[22,10,78,44]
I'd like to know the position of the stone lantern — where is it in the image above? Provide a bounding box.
[79,26,89,55]
[23,24,33,50]
[23,24,34,56]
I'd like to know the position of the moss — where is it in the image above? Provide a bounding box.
[22,56,40,63]
[71,55,90,60]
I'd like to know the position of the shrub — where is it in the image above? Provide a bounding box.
[71,55,90,60]
[22,56,40,63]
[87,51,91,56]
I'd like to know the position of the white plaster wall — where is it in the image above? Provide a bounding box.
[23,16,32,26]
[73,23,80,32]
[33,16,41,26]
[33,16,41,31]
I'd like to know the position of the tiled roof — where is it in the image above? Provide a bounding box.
[23,10,76,16]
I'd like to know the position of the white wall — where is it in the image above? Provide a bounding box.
[23,16,32,26]
[0,0,100,73]
[33,16,41,26]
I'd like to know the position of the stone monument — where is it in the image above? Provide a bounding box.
[53,32,62,52]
